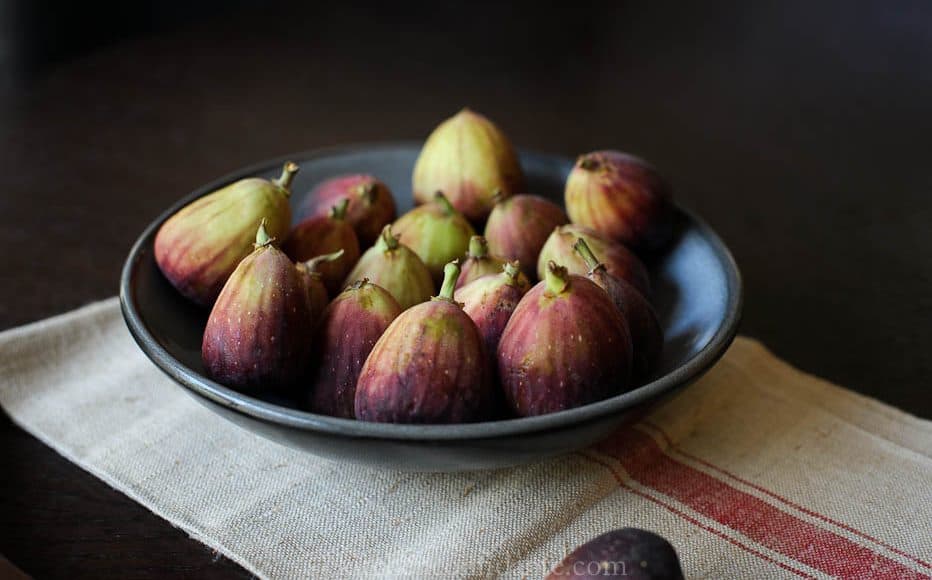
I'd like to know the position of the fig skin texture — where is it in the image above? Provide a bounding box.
[458,261,531,360]
[498,261,633,417]
[308,280,402,418]
[546,528,684,580]
[155,162,297,306]
[297,174,396,248]
[575,238,663,379]
[565,150,674,250]
[355,262,493,424]
[295,249,345,325]
[538,224,651,297]
[456,235,514,290]
[413,108,525,223]
[283,199,361,296]
[393,192,476,284]
[202,222,314,391]
[343,225,434,310]
[484,193,568,281]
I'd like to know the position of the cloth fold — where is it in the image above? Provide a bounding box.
[1,298,929,579]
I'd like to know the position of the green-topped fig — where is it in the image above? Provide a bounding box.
[392,191,476,283]
[484,192,569,281]
[295,249,344,325]
[283,198,360,296]
[297,174,396,247]
[456,235,520,289]
[457,261,531,360]
[343,225,434,310]
[155,162,298,306]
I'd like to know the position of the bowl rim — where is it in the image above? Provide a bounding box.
[120,142,743,442]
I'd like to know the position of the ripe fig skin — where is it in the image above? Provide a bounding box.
[343,225,434,310]
[308,280,402,419]
[282,199,361,296]
[201,223,314,392]
[565,150,674,250]
[295,249,344,325]
[538,224,651,297]
[412,108,525,223]
[355,262,493,424]
[456,235,516,290]
[458,262,531,360]
[498,262,633,417]
[393,192,476,283]
[154,162,297,306]
[484,193,569,281]
[546,528,684,580]
[297,174,396,248]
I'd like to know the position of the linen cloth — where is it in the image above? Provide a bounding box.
[1,298,929,579]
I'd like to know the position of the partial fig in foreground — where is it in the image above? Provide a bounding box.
[393,191,476,283]
[565,150,673,250]
[308,280,402,418]
[155,162,297,306]
[202,221,313,391]
[355,261,493,424]
[283,198,360,295]
[547,528,684,580]
[456,235,515,289]
[458,261,531,359]
[343,225,434,310]
[484,192,568,280]
[538,224,651,297]
[575,238,663,379]
[498,261,633,416]
[297,174,396,247]
[295,249,344,325]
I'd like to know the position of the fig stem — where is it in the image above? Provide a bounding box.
[436,260,461,301]
[578,155,600,171]
[544,260,570,295]
[503,261,521,283]
[349,277,369,290]
[274,161,299,194]
[434,191,456,216]
[376,224,399,251]
[254,218,274,248]
[330,198,350,220]
[305,248,345,271]
[573,237,604,274]
[467,235,489,259]
[357,182,377,204]
[490,188,508,205]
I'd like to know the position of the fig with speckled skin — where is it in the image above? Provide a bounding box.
[295,249,344,325]
[155,162,297,306]
[565,151,673,250]
[458,261,531,359]
[575,238,663,379]
[484,193,568,280]
[283,199,360,296]
[202,221,313,391]
[343,225,434,310]
[393,192,476,283]
[355,262,493,424]
[456,235,516,289]
[538,224,650,297]
[412,108,524,223]
[297,174,396,247]
[308,279,402,418]
[547,528,684,580]
[498,261,633,416]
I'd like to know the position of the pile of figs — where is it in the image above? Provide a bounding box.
[154,108,672,424]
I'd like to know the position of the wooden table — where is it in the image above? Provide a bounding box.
[2,2,929,577]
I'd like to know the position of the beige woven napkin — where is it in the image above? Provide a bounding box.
[1,298,930,579]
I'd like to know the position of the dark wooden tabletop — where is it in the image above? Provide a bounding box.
[1,1,929,577]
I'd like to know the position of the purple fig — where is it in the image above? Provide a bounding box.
[458,261,531,358]
[308,279,402,418]
[538,224,651,297]
[355,261,493,424]
[484,193,569,281]
[498,261,633,416]
[412,108,525,223]
[202,221,313,391]
[547,528,684,580]
[565,151,673,250]
[343,225,434,310]
[283,199,361,296]
[155,162,297,306]
[297,174,396,247]
[295,249,345,325]
[393,191,476,283]
[575,238,663,379]
[456,235,521,290]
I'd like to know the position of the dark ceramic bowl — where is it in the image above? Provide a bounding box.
[120,143,742,472]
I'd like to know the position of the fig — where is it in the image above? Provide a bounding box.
[498,261,633,416]
[538,224,650,297]
[343,225,434,310]
[282,199,361,296]
[412,108,525,222]
[456,235,516,289]
[297,174,396,247]
[484,193,568,280]
[575,239,663,379]
[355,261,493,424]
[457,261,531,358]
[547,528,684,580]
[565,151,673,250]
[154,162,297,306]
[393,191,476,283]
[308,279,402,418]
[295,249,345,325]
[202,221,313,391]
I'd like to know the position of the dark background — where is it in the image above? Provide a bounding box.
[1,1,929,577]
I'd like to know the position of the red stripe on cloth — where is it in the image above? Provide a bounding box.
[641,420,932,571]
[579,452,816,579]
[595,427,928,579]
